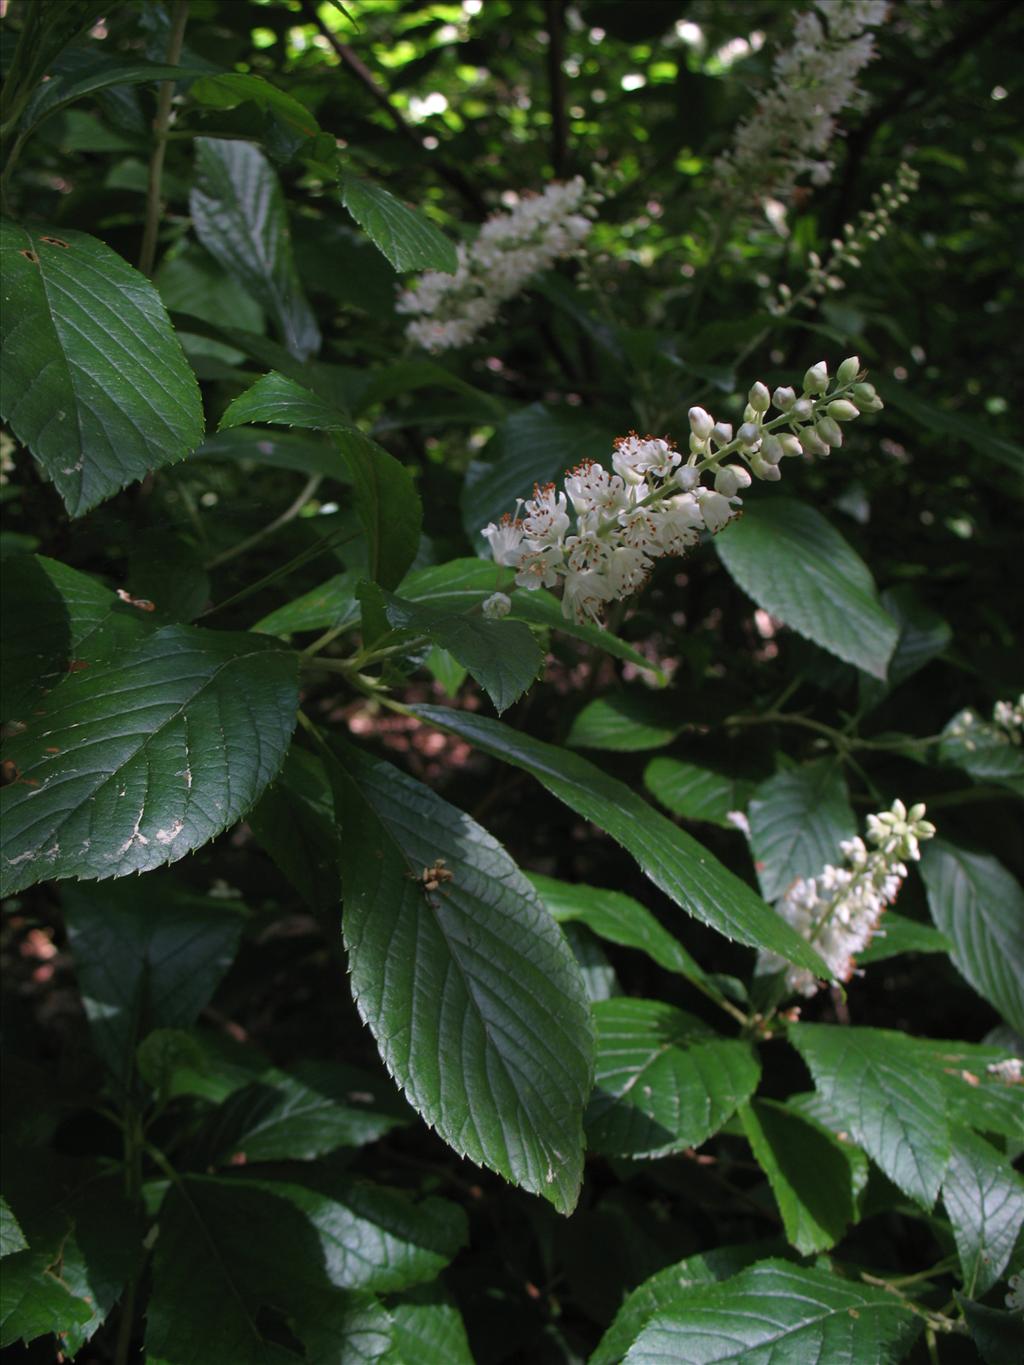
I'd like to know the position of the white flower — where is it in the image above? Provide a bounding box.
[986,1058,1023,1085]
[514,544,564,590]
[650,495,704,554]
[695,487,738,533]
[564,461,630,519]
[562,568,615,626]
[482,592,512,620]
[611,433,680,484]
[522,483,570,545]
[606,545,652,597]
[481,514,526,567]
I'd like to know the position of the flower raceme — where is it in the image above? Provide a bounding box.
[757,800,937,998]
[397,177,596,353]
[481,357,882,626]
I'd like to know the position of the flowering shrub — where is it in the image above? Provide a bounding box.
[0,3,1021,1364]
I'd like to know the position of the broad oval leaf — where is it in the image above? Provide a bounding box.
[921,841,1024,1035]
[621,1260,920,1364]
[410,705,829,975]
[789,1023,951,1208]
[739,1099,859,1255]
[219,370,359,434]
[942,1127,1024,1297]
[715,498,899,679]
[339,173,457,274]
[327,739,594,1214]
[747,759,856,902]
[0,222,204,515]
[0,625,298,895]
[645,757,755,830]
[587,999,760,1159]
[190,138,320,360]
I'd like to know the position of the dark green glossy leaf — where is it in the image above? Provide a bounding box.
[219,370,359,435]
[0,222,204,515]
[567,691,681,752]
[957,1296,1024,1365]
[387,1283,474,1365]
[339,173,457,273]
[248,746,341,911]
[856,912,951,965]
[644,757,755,829]
[253,572,360,638]
[410,706,829,973]
[0,1199,26,1259]
[0,625,298,895]
[190,72,320,143]
[328,739,594,1214]
[715,499,899,679]
[942,1127,1024,1297]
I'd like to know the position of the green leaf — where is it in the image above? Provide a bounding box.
[856,912,952,965]
[567,691,682,752]
[328,739,594,1214]
[644,757,755,830]
[339,173,457,273]
[248,746,341,911]
[747,759,856,902]
[0,625,298,895]
[386,1284,474,1365]
[0,1199,27,1259]
[619,1259,920,1363]
[196,1073,409,1166]
[528,872,708,986]
[789,1023,951,1208]
[938,710,1024,798]
[957,1296,1024,1365]
[860,585,952,709]
[410,705,829,974]
[197,426,347,479]
[715,498,899,679]
[921,841,1024,1035]
[0,222,204,515]
[61,877,243,1092]
[190,138,320,360]
[461,403,615,547]
[20,57,206,138]
[219,370,360,435]
[0,1244,92,1350]
[147,1175,413,1365]
[253,572,360,638]
[400,557,663,678]
[190,72,320,142]
[382,591,542,713]
[591,1242,787,1365]
[739,1099,858,1254]
[942,1128,1024,1296]
[586,999,760,1159]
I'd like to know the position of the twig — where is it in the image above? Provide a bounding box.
[138,0,190,278]
[544,0,568,177]
[204,473,322,570]
[297,0,487,215]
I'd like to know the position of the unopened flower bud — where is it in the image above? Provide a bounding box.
[815,416,843,447]
[737,422,761,447]
[801,428,830,457]
[776,434,804,459]
[676,465,700,491]
[828,399,860,422]
[748,381,771,413]
[791,398,813,421]
[803,361,829,394]
[837,356,861,385]
[715,465,752,497]
[760,434,784,464]
[483,592,512,620]
[689,433,705,454]
[852,382,883,412]
[711,422,734,446]
[772,386,796,411]
[749,452,782,481]
[689,406,714,441]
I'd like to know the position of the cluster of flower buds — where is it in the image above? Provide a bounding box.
[480,357,880,626]
[758,799,936,998]
[771,163,919,314]
[947,694,1024,751]
[715,0,890,209]
[396,177,597,353]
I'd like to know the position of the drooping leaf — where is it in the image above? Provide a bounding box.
[190,138,320,360]
[921,841,1024,1036]
[567,691,682,752]
[410,705,829,973]
[789,1023,951,1208]
[528,872,708,986]
[942,1127,1024,1296]
[339,173,457,273]
[739,1099,859,1255]
[461,403,615,548]
[382,590,542,713]
[644,757,755,830]
[61,877,244,1092]
[0,625,298,895]
[327,739,594,1214]
[586,999,760,1159]
[618,1259,920,1364]
[715,498,899,679]
[0,223,204,515]
[747,759,856,902]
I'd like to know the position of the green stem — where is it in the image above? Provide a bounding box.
[204,474,322,570]
[112,1104,145,1365]
[138,0,190,278]
[198,526,358,620]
